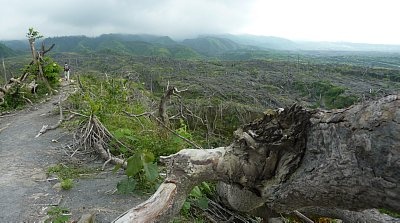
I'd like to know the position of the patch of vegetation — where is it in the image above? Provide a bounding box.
[45,206,70,223]
[178,182,214,222]
[68,76,196,190]
[60,178,74,190]
[294,80,358,109]
[0,28,62,112]
[379,208,400,218]
[47,164,94,180]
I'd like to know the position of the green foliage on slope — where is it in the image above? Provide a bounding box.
[67,75,196,190]
[0,43,16,58]
[182,36,242,56]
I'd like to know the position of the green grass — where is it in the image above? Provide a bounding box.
[45,207,70,223]
[60,178,74,190]
[47,164,95,180]
[379,208,400,218]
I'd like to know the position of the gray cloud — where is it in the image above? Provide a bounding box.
[2,0,399,44]
[0,0,255,40]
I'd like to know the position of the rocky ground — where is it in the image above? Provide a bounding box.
[0,83,146,222]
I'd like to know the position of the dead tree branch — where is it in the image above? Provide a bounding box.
[158,86,187,128]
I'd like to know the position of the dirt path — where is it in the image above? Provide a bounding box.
[0,84,145,222]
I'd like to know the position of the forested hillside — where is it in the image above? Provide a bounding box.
[0,43,16,58]
[4,33,400,60]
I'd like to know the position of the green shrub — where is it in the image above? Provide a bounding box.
[60,178,73,190]
[43,57,62,86]
[47,164,92,180]
[294,80,358,109]
[45,207,70,223]
[68,76,196,190]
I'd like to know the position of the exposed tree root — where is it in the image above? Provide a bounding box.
[73,115,130,169]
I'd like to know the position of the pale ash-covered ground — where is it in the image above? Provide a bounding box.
[0,84,145,222]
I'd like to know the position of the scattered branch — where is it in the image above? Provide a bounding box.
[35,96,66,138]
[293,210,314,223]
[73,115,130,168]
[159,86,187,127]
[123,110,203,150]
[0,123,10,133]
[150,113,203,150]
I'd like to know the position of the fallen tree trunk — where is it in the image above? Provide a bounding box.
[114,95,400,222]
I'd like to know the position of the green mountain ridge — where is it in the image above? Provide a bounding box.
[182,36,244,56]
[0,43,17,58]
[2,33,400,60]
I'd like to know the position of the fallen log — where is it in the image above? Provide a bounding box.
[114,95,400,222]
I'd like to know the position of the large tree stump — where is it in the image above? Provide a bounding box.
[113,95,400,223]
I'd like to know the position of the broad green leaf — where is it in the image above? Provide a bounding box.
[112,163,122,173]
[112,130,122,139]
[196,197,209,210]
[190,186,202,198]
[182,201,191,213]
[143,162,158,182]
[201,182,212,195]
[142,151,155,163]
[125,135,137,142]
[116,178,137,194]
[126,154,143,177]
[119,146,128,153]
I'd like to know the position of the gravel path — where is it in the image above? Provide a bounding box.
[0,84,146,222]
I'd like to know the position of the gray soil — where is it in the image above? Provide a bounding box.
[0,84,146,222]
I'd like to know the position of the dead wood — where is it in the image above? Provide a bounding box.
[114,94,400,222]
[158,85,187,128]
[73,115,130,169]
[0,42,55,104]
[35,94,77,138]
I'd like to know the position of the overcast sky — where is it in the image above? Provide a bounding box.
[1,0,399,44]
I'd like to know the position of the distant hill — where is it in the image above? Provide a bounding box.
[1,40,29,53]
[214,34,297,51]
[39,34,200,59]
[181,36,244,56]
[0,43,17,58]
[2,33,400,60]
[216,34,400,52]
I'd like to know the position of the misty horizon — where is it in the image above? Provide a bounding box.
[1,0,400,45]
[3,32,400,47]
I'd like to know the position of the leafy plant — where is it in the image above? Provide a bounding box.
[378,208,400,218]
[181,182,213,218]
[116,177,137,194]
[124,150,159,189]
[48,164,93,180]
[294,80,358,109]
[67,76,198,191]
[42,57,62,86]
[60,178,73,190]
[45,207,70,223]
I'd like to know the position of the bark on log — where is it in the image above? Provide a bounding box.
[114,95,400,222]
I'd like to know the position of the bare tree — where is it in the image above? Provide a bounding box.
[2,57,6,83]
[0,28,55,104]
[26,27,52,92]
